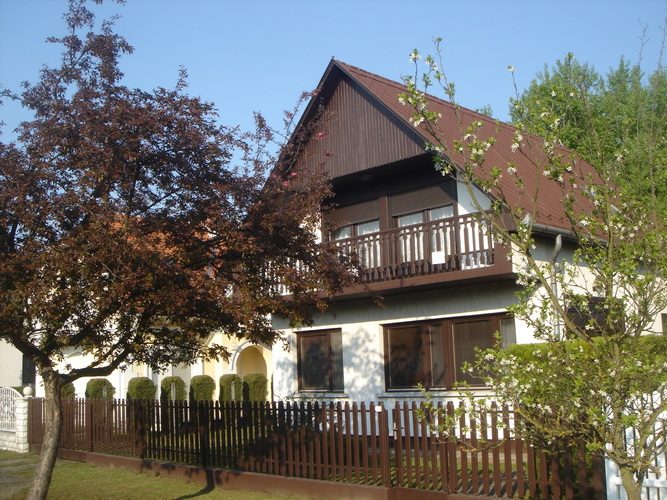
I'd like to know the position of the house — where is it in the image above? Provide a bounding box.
[270,59,663,403]
[0,340,35,390]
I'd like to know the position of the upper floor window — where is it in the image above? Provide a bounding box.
[297,329,344,392]
[334,219,379,240]
[384,314,515,390]
[395,204,454,228]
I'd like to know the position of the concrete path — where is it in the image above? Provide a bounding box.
[0,455,37,499]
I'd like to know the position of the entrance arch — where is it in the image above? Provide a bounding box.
[236,345,267,378]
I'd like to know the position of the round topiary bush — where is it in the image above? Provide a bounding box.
[61,382,76,399]
[160,376,186,402]
[85,378,115,399]
[189,375,215,402]
[127,377,157,400]
[243,373,268,402]
[219,374,243,403]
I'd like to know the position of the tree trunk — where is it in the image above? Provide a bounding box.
[619,463,643,500]
[27,370,64,500]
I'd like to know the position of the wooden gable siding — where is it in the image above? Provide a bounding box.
[300,75,425,179]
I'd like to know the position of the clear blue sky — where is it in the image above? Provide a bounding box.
[1,0,666,138]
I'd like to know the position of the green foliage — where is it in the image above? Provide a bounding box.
[189,375,215,402]
[511,54,667,215]
[60,382,76,399]
[219,374,243,403]
[84,379,115,399]
[403,38,667,500]
[127,377,156,401]
[160,376,186,402]
[243,373,268,402]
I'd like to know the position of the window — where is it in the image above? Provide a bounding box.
[394,205,454,263]
[333,219,381,269]
[567,296,623,337]
[333,219,380,240]
[384,315,515,390]
[297,329,344,392]
[395,205,454,228]
[21,355,36,386]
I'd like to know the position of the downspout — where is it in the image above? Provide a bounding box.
[549,234,563,339]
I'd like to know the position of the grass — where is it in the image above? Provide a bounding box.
[0,450,313,500]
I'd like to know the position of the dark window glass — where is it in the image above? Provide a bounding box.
[21,355,36,386]
[387,325,424,388]
[452,319,495,385]
[298,330,344,392]
[384,315,513,390]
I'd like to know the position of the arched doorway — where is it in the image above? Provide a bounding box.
[236,345,267,378]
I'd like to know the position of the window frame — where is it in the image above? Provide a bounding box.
[393,204,455,229]
[297,329,344,393]
[333,218,380,241]
[383,314,514,391]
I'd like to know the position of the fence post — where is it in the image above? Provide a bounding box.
[377,402,392,488]
[85,398,93,452]
[14,397,29,453]
[198,401,210,469]
[131,400,146,459]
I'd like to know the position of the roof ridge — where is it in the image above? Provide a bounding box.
[334,59,502,127]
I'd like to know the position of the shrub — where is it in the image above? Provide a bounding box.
[127,377,156,400]
[219,374,243,403]
[243,373,268,402]
[61,382,76,399]
[160,376,186,402]
[85,378,115,399]
[189,375,215,402]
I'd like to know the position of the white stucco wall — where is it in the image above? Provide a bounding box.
[272,280,528,404]
[0,341,23,388]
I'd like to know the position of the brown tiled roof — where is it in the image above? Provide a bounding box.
[323,59,597,234]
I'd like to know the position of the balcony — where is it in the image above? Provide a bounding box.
[331,212,512,289]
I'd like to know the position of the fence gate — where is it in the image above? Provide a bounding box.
[0,387,21,432]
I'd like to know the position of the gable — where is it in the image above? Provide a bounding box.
[298,75,425,179]
[290,59,598,235]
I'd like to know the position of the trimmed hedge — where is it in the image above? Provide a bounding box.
[243,373,268,402]
[160,376,186,402]
[61,382,76,399]
[506,334,667,362]
[189,375,215,402]
[127,377,157,400]
[85,378,115,399]
[219,374,243,403]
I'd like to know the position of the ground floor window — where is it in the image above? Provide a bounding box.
[384,314,515,390]
[22,354,36,386]
[297,329,344,392]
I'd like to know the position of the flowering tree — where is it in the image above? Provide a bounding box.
[0,1,353,499]
[401,38,667,500]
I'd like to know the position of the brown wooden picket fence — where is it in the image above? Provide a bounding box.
[27,398,605,498]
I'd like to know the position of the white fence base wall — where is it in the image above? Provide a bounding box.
[0,396,29,453]
[606,459,667,500]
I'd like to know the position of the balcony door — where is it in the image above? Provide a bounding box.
[334,219,381,269]
[395,204,454,264]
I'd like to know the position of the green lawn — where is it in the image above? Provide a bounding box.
[0,451,313,500]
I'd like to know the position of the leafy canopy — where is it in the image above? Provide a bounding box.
[0,0,352,383]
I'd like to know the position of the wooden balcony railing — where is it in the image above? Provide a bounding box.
[332,212,496,284]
